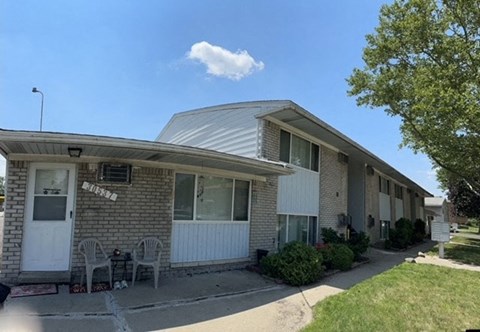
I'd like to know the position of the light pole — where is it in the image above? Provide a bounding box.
[32,87,44,131]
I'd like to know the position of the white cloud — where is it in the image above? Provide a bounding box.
[187,41,264,81]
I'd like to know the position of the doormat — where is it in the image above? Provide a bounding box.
[10,284,58,298]
[70,283,111,294]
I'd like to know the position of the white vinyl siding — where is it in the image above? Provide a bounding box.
[395,198,404,220]
[379,193,391,221]
[171,222,249,263]
[158,108,260,158]
[277,166,320,216]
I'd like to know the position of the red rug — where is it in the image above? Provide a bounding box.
[10,284,58,298]
[70,283,111,294]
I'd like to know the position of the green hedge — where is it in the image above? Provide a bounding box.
[261,241,324,286]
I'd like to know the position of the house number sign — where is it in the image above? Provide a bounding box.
[81,181,118,201]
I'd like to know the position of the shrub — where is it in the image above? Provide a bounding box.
[347,232,370,260]
[390,218,414,249]
[413,219,426,242]
[321,228,344,244]
[330,244,354,271]
[321,227,370,261]
[316,243,334,270]
[261,241,324,286]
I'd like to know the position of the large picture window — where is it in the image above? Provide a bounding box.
[277,215,317,248]
[174,173,250,221]
[279,130,319,172]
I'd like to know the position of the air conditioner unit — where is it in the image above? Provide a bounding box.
[99,163,132,184]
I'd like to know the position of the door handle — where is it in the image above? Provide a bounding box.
[70,211,73,219]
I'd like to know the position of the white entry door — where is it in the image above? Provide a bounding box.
[22,163,76,271]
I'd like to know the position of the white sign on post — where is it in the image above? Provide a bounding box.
[431,222,450,242]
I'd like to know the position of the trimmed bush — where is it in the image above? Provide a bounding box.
[321,228,344,244]
[347,232,370,260]
[330,244,354,271]
[390,218,414,249]
[413,219,426,243]
[321,227,370,261]
[261,241,324,286]
[316,243,334,270]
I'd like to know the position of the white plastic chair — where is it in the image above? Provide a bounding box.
[132,237,163,288]
[78,238,112,293]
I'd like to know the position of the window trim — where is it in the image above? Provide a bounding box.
[173,172,251,222]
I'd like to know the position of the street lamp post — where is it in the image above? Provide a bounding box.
[32,87,44,131]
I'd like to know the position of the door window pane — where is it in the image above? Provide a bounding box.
[279,130,291,163]
[233,180,249,221]
[33,196,67,220]
[291,135,310,169]
[174,173,195,220]
[35,169,69,195]
[196,176,233,221]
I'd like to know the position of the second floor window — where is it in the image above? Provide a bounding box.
[379,176,390,195]
[280,130,319,171]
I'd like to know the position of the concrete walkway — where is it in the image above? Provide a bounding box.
[0,241,438,332]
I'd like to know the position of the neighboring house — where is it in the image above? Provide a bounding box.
[157,100,432,247]
[425,197,450,235]
[0,129,292,284]
[425,197,449,223]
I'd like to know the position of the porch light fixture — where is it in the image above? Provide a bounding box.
[68,147,82,158]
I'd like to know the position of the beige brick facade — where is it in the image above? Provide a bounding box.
[1,159,280,284]
[365,169,380,243]
[319,147,348,232]
[1,161,28,284]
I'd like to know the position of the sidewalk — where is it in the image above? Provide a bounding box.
[0,241,438,332]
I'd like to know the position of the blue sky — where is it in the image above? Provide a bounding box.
[0,0,443,196]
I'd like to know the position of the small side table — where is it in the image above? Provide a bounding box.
[110,254,132,283]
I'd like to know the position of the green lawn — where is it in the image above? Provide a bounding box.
[303,264,480,332]
[429,236,480,266]
[458,226,479,234]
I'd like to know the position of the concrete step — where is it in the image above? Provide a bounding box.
[17,271,71,284]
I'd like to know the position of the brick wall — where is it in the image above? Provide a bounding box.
[72,164,174,282]
[247,119,281,255]
[1,161,28,284]
[365,169,380,243]
[319,147,348,232]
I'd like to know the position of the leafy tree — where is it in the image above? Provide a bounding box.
[348,0,480,193]
[0,175,4,196]
[438,168,480,222]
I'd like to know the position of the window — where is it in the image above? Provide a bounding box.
[174,173,250,221]
[279,130,319,172]
[379,176,390,195]
[99,163,131,183]
[277,215,317,248]
[33,169,69,221]
[394,184,403,199]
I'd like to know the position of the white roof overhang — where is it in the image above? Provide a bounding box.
[0,129,293,181]
[256,102,433,196]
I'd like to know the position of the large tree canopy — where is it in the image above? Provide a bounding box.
[348,0,480,192]
[437,168,480,219]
